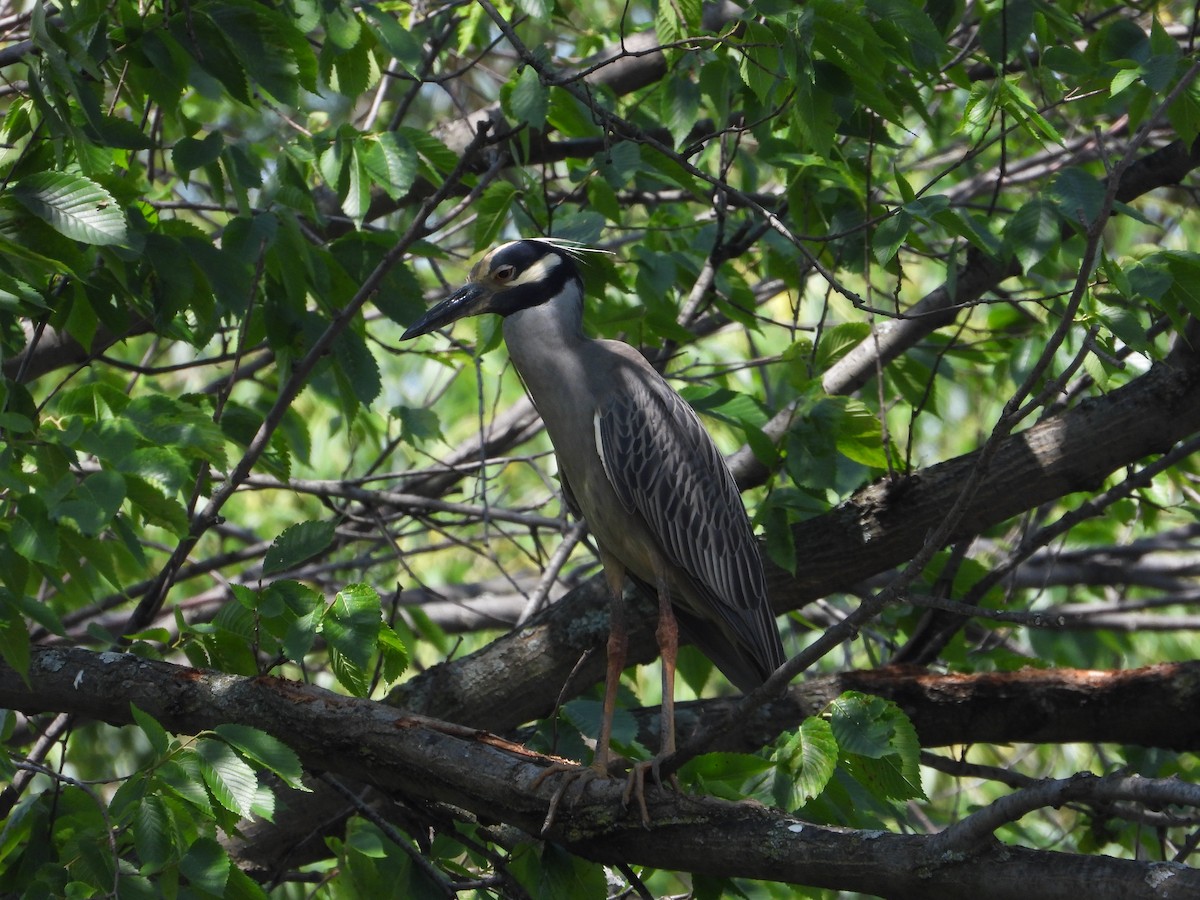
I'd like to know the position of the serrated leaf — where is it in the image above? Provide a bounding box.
[329,645,371,697]
[333,328,381,407]
[13,495,59,565]
[263,520,336,577]
[124,476,189,536]
[0,598,31,684]
[180,837,230,895]
[321,583,381,670]
[764,503,797,575]
[131,703,171,756]
[665,73,700,146]
[343,148,371,228]
[1004,198,1061,271]
[133,794,172,871]
[796,717,838,801]
[473,180,519,251]
[11,172,127,246]
[360,132,417,200]
[509,66,548,131]
[394,405,443,446]
[829,692,894,758]
[683,751,774,785]
[514,0,552,22]
[215,724,307,790]
[520,842,606,900]
[774,715,839,808]
[842,751,925,802]
[562,698,639,748]
[125,395,227,466]
[283,601,322,663]
[378,624,409,683]
[196,738,259,818]
[873,210,911,264]
[160,755,213,813]
[360,4,423,73]
[55,470,126,536]
[173,132,225,174]
[1049,168,1106,226]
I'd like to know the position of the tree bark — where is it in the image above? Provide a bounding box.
[3,647,1196,900]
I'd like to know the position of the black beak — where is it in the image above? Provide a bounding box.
[401,283,489,340]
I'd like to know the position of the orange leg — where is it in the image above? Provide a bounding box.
[593,559,629,775]
[532,559,628,832]
[623,570,680,825]
[654,571,678,759]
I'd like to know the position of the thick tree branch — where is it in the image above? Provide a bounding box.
[645,663,1200,756]
[3,648,1196,900]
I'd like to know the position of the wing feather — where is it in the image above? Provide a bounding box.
[595,363,784,680]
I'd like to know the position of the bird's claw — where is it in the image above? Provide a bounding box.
[533,761,603,835]
[621,756,681,828]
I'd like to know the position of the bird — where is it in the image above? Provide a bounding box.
[401,238,785,821]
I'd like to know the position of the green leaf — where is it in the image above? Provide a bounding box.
[763,503,797,575]
[0,596,31,684]
[512,842,607,900]
[179,837,230,895]
[796,717,839,801]
[1049,168,1106,227]
[360,132,418,200]
[334,328,382,407]
[124,476,189,536]
[509,66,548,131]
[873,210,911,264]
[378,624,409,683]
[133,793,173,871]
[283,601,323,663]
[665,73,700,146]
[473,181,519,251]
[160,755,213,814]
[125,395,227,466]
[394,405,444,446]
[1004,198,1061,271]
[830,692,895,758]
[682,752,774,797]
[130,704,172,756]
[513,0,552,22]
[215,724,308,790]
[829,692,925,801]
[344,146,371,228]
[11,172,127,246]
[320,584,382,691]
[196,738,259,818]
[774,715,838,808]
[12,495,59,565]
[173,132,225,175]
[262,520,336,577]
[55,470,126,536]
[360,4,423,73]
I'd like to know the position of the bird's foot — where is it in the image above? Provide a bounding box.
[622,756,681,828]
[532,759,609,835]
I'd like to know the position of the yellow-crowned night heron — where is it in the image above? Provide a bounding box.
[401,239,785,817]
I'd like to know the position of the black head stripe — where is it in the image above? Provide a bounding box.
[485,240,582,316]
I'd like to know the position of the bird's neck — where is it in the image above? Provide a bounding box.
[502,296,588,385]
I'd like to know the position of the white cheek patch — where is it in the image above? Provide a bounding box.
[507,253,562,287]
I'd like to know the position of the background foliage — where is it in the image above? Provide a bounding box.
[2,0,1200,896]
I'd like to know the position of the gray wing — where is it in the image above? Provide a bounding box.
[595,358,785,682]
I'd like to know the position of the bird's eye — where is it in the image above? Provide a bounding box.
[493,265,515,282]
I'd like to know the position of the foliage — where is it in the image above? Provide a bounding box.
[1,0,1200,897]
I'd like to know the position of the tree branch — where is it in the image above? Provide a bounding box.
[4,647,1196,900]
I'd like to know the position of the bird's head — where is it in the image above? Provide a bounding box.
[401,239,585,340]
